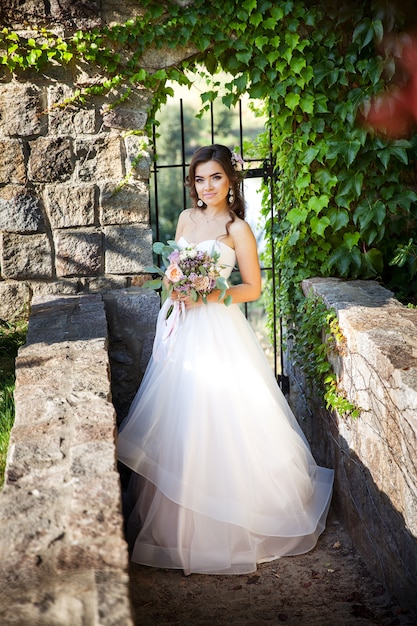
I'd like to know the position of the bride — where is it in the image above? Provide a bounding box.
[117,144,334,575]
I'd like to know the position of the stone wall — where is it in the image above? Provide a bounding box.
[0,293,135,626]
[0,287,159,625]
[0,68,153,322]
[289,278,417,615]
[0,1,160,325]
[0,0,198,324]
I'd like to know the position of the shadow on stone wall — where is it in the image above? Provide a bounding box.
[289,277,417,617]
[290,379,417,618]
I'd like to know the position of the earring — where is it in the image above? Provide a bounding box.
[197,199,204,207]
[228,188,234,204]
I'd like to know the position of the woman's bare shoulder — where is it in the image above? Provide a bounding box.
[229,216,255,241]
[175,208,195,239]
[178,208,194,224]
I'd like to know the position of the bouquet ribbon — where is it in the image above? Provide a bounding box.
[153,299,185,361]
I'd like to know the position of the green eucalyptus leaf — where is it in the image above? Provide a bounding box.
[216,276,229,291]
[143,278,162,290]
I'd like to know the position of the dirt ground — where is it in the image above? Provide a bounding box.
[127,509,415,626]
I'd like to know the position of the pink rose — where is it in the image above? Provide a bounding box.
[165,263,184,283]
[191,275,211,292]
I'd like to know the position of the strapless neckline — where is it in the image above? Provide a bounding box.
[177,236,235,252]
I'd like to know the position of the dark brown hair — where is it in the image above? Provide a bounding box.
[185,145,246,228]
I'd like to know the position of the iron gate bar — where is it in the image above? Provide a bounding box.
[180,99,187,209]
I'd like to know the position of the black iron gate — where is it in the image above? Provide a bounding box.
[149,98,288,393]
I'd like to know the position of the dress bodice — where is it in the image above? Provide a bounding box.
[177,237,236,279]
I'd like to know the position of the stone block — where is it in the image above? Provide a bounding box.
[0,0,48,21]
[29,279,82,297]
[22,294,107,347]
[48,84,97,135]
[70,474,123,542]
[50,0,101,27]
[95,570,134,626]
[70,441,115,477]
[0,139,26,184]
[103,287,159,420]
[81,275,128,292]
[45,183,96,228]
[102,105,147,130]
[0,485,69,571]
[0,82,46,137]
[124,135,151,180]
[57,534,128,571]
[0,185,45,233]
[100,0,145,24]
[0,281,30,321]
[99,181,148,225]
[139,42,198,70]
[8,421,67,475]
[104,224,153,274]
[55,228,102,277]
[29,136,74,182]
[76,135,124,182]
[12,392,70,430]
[1,232,52,279]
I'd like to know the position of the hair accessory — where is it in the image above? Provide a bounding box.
[231,151,244,171]
[197,199,204,207]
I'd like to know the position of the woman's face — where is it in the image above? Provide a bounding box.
[194,160,230,209]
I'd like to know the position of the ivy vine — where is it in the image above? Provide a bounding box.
[290,294,360,419]
[1,0,416,416]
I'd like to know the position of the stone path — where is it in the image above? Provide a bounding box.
[127,509,415,626]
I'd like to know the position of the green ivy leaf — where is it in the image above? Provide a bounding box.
[242,0,257,12]
[236,50,252,65]
[254,36,269,51]
[343,231,361,250]
[340,139,362,167]
[327,207,350,231]
[296,171,311,189]
[287,206,309,227]
[303,146,320,166]
[388,144,409,165]
[285,92,300,110]
[290,56,306,74]
[311,215,331,237]
[361,248,383,277]
[315,169,338,192]
[307,194,329,213]
[249,12,263,27]
[299,94,314,113]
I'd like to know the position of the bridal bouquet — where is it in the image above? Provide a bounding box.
[145,240,232,317]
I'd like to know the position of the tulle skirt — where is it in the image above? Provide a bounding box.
[117,298,334,575]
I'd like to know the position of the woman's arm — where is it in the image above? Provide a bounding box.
[207,219,261,305]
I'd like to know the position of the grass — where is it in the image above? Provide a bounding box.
[0,318,28,489]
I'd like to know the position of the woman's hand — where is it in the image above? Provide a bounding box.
[170,291,202,309]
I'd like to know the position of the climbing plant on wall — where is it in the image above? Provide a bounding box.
[1,0,416,411]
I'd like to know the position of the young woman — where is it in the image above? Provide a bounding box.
[117,144,334,575]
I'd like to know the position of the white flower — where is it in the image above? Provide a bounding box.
[231,151,245,171]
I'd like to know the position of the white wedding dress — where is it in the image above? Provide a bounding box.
[117,237,334,575]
